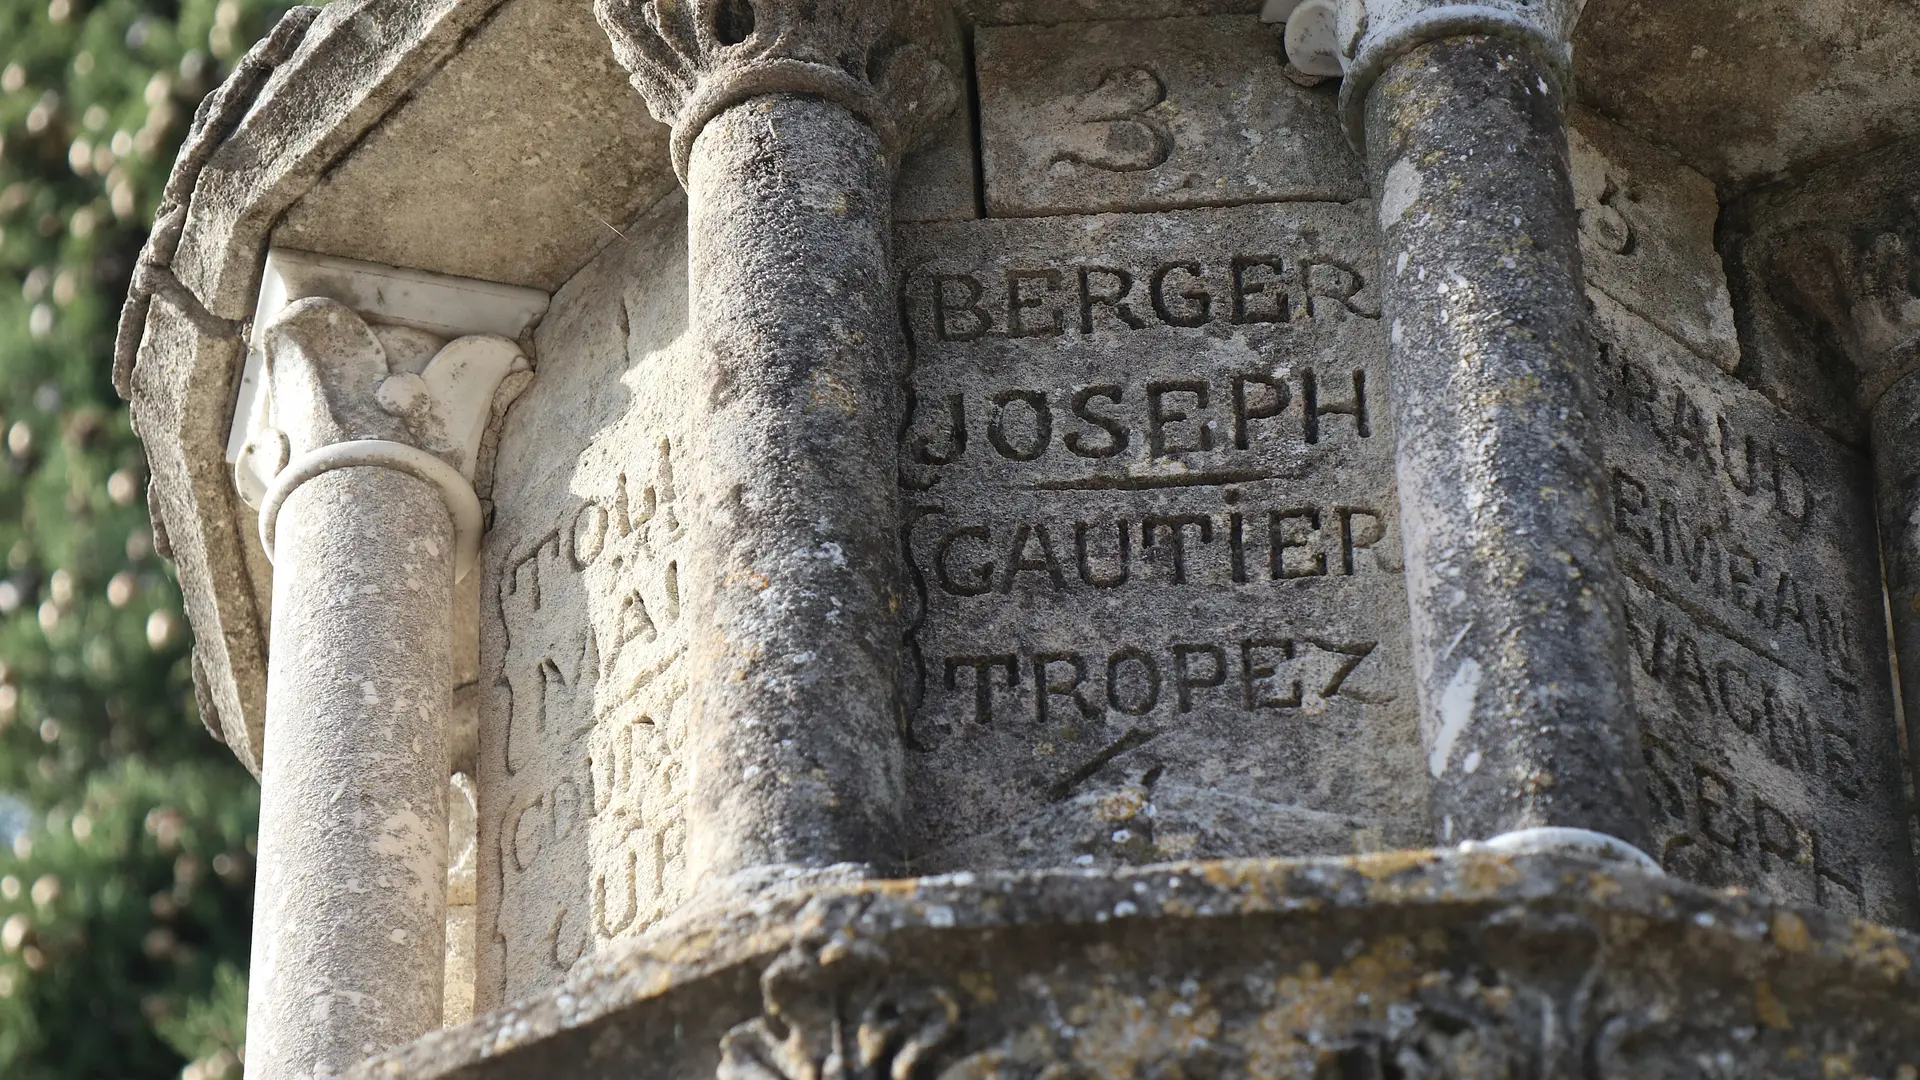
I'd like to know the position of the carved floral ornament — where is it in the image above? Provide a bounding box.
[593,0,959,183]
[710,909,1696,1080]
[234,298,530,580]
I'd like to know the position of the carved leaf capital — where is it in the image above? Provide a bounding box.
[235,297,529,508]
[1767,224,1920,410]
[593,0,957,183]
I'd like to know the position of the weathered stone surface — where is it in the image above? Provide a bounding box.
[1719,136,1920,915]
[172,0,512,318]
[976,16,1363,217]
[444,772,479,1027]
[127,295,267,767]
[1575,0,1920,190]
[119,3,1920,1077]
[964,0,1261,24]
[478,191,693,1009]
[244,291,533,1075]
[1723,134,1920,444]
[123,0,691,779]
[1592,293,1918,927]
[897,105,981,224]
[1571,107,1738,374]
[889,188,1918,918]
[350,851,1920,1080]
[896,202,1424,871]
[883,0,982,224]
[273,0,674,292]
[1368,37,1650,849]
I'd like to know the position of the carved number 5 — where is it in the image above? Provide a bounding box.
[1050,66,1173,173]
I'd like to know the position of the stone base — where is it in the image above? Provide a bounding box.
[352,851,1920,1079]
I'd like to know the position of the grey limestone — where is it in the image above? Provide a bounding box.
[891,0,982,224]
[271,0,674,292]
[1575,0,1920,190]
[115,0,1920,1075]
[171,0,513,319]
[253,466,454,1079]
[976,16,1362,218]
[350,851,1920,1080]
[477,190,695,1008]
[444,773,479,1027]
[128,295,269,767]
[1724,135,1920,917]
[1593,293,1918,926]
[592,0,961,898]
[1570,107,1739,374]
[247,301,466,1077]
[896,202,1423,871]
[673,96,911,885]
[1366,36,1650,849]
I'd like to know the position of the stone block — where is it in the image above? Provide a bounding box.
[887,202,1920,924]
[975,16,1363,218]
[1571,107,1739,373]
[895,202,1425,872]
[476,192,694,1008]
[896,97,981,223]
[1590,291,1918,927]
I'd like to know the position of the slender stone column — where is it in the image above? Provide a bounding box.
[1338,2,1655,855]
[241,298,523,1078]
[596,0,954,889]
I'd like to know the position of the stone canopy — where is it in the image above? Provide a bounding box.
[116,0,1920,1075]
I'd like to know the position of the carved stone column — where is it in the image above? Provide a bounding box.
[594,0,954,889]
[1336,1,1655,857]
[240,297,524,1078]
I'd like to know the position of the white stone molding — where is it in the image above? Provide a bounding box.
[1316,0,1588,144]
[231,251,541,581]
[1465,827,1663,874]
[259,439,484,579]
[593,0,958,182]
[237,296,525,583]
[228,247,547,496]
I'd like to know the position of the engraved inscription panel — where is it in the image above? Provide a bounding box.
[897,203,1426,872]
[477,196,695,1007]
[1571,108,1739,373]
[1593,292,1919,927]
[976,16,1363,217]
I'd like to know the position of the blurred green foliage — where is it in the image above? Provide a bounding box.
[0,0,287,1074]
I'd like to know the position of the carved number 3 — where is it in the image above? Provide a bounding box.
[1051,67,1173,173]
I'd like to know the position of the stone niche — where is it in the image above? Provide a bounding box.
[122,0,1920,1070]
[467,9,1918,1014]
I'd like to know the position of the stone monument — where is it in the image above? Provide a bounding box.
[117,0,1920,1075]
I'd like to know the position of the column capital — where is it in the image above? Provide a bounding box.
[1323,0,1588,145]
[593,0,957,183]
[1768,225,1920,412]
[236,297,527,579]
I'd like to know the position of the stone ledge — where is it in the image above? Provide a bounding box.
[354,850,1920,1078]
